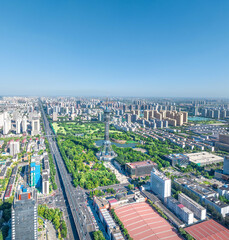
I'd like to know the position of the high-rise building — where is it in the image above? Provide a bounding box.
[3,118,11,135]
[150,168,171,200]
[11,187,38,240]
[42,171,49,195]
[223,156,229,175]
[216,134,229,152]
[125,114,131,124]
[52,112,58,121]
[30,158,41,188]
[22,117,27,133]
[0,113,4,128]
[31,118,40,136]
[144,110,149,120]
[16,119,21,134]
[9,140,20,156]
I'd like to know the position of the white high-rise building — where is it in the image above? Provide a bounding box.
[150,168,171,200]
[0,113,4,128]
[52,112,58,121]
[9,140,20,156]
[3,118,11,135]
[16,119,22,134]
[22,117,27,133]
[42,171,49,195]
[31,118,40,136]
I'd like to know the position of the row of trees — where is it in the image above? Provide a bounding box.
[0,198,14,239]
[38,205,67,239]
[93,230,105,240]
[110,209,133,240]
[178,228,194,240]
[44,139,57,191]
[147,199,168,220]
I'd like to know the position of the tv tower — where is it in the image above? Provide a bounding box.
[96,105,117,161]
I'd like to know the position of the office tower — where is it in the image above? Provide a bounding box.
[178,193,206,220]
[53,112,58,121]
[11,187,38,240]
[223,156,229,175]
[22,117,27,133]
[150,168,171,200]
[16,119,21,134]
[42,171,49,195]
[3,118,11,135]
[144,110,149,120]
[9,140,20,156]
[31,118,40,136]
[30,158,41,188]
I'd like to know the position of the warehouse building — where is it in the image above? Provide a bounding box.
[125,160,157,178]
[185,219,229,240]
[178,193,206,220]
[186,152,224,166]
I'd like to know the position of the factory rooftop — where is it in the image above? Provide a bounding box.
[185,219,229,240]
[126,160,157,168]
[186,152,224,166]
[115,202,181,240]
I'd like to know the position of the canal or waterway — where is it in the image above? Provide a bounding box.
[188,116,212,121]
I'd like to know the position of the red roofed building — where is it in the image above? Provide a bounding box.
[125,160,157,178]
[185,219,229,240]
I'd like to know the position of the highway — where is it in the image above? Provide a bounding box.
[40,101,92,240]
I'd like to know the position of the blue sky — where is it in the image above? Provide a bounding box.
[0,0,229,97]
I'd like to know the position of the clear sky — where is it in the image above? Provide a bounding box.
[0,0,229,98]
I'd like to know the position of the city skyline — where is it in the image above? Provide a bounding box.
[0,1,229,97]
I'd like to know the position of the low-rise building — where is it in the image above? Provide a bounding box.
[178,193,206,220]
[167,196,194,225]
[125,160,157,178]
[185,152,224,166]
[204,197,229,217]
[164,154,189,167]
